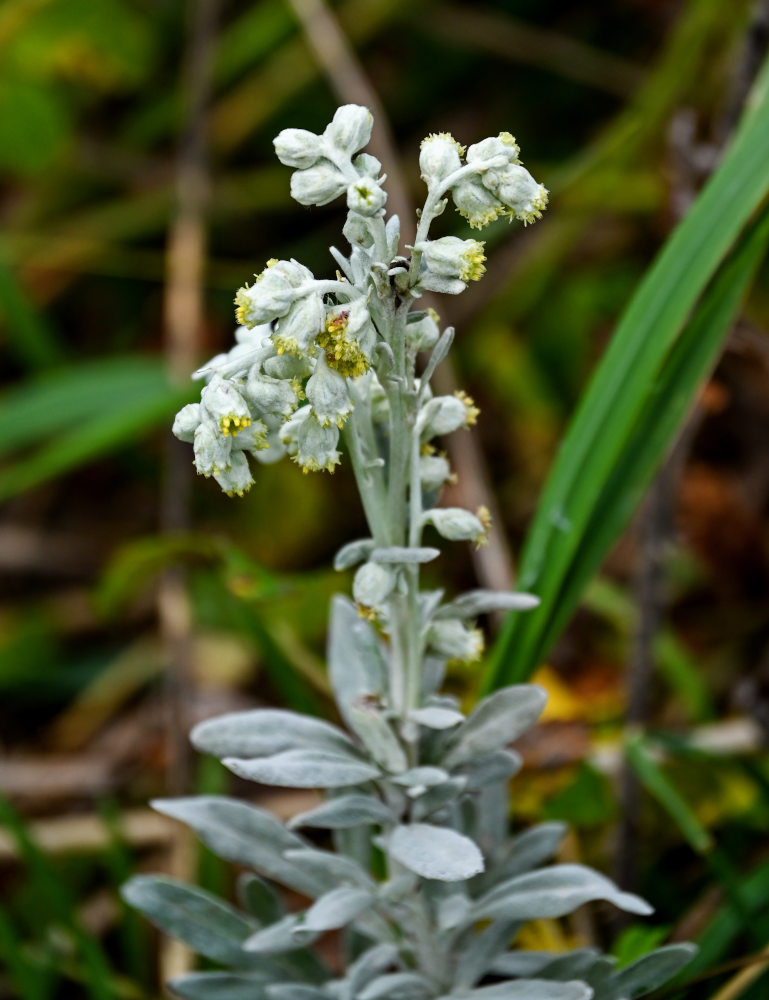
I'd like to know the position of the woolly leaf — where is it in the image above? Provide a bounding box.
[328,596,387,729]
[611,944,697,998]
[358,972,434,1000]
[191,709,359,760]
[389,824,484,881]
[445,686,547,766]
[224,749,380,788]
[473,864,652,921]
[288,794,395,830]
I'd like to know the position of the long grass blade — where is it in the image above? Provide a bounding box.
[484,58,769,689]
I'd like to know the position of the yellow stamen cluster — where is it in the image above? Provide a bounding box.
[497,131,520,156]
[234,286,252,327]
[316,312,370,378]
[475,504,492,547]
[515,186,549,227]
[220,415,252,437]
[460,242,486,282]
[455,390,480,426]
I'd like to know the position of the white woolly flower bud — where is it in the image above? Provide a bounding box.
[324,104,373,156]
[450,175,505,230]
[353,561,397,611]
[272,293,325,357]
[423,506,489,546]
[235,259,313,326]
[273,127,323,169]
[487,163,548,225]
[406,309,441,352]
[419,132,463,187]
[418,393,476,438]
[420,453,452,491]
[427,619,484,663]
[347,178,387,216]
[466,131,520,167]
[193,420,231,477]
[290,162,347,206]
[213,450,254,497]
[415,236,486,283]
[201,375,252,437]
[263,353,313,380]
[173,403,202,443]
[353,153,382,177]
[244,370,300,418]
[293,410,341,473]
[306,354,353,427]
[231,419,269,456]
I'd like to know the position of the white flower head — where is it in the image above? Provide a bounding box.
[347,178,387,217]
[466,131,520,168]
[244,370,300,419]
[450,175,505,230]
[323,104,373,156]
[273,127,323,169]
[293,409,341,473]
[420,452,452,492]
[201,375,252,437]
[419,132,464,188]
[423,506,489,547]
[427,619,484,663]
[488,163,548,225]
[272,292,325,358]
[306,353,353,427]
[353,561,397,612]
[172,403,202,443]
[213,450,254,497]
[353,153,382,177]
[406,309,441,353]
[290,161,348,207]
[415,236,486,283]
[193,420,231,477]
[417,392,477,438]
[235,259,313,327]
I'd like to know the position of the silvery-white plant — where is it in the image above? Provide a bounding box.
[125,105,695,1000]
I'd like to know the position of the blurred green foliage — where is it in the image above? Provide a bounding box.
[2,0,769,997]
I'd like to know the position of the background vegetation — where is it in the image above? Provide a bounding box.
[2,0,769,997]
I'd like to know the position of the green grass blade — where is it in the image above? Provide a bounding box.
[484,58,769,688]
[625,733,713,853]
[0,362,193,502]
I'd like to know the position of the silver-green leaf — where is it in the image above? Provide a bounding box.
[389,824,484,881]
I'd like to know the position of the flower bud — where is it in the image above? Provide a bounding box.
[231,419,269,455]
[450,176,505,230]
[213,450,254,497]
[272,293,325,357]
[324,104,373,155]
[353,153,382,177]
[173,403,202,443]
[466,132,520,167]
[278,406,310,457]
[347,179,387,216]
[419,132,463,187]
[415,236,486,283]
[244,370,300,418]
[420,453,452,491]
[290,162,347,206]
[293,410,341,473]
[489,163,548,225]
[262,353,313,380]
[406,309,441,352]
[273,127,322,169]
[353,561,397,610]
[235,259,312,326]
[418,395,470,438]
[427,619,484,663]
[306,354,353,427]
[201,375,252,437]
[193,420,231,477]
[422,507,487,546]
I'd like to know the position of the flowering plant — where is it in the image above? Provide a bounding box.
[125,105,694,1000]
